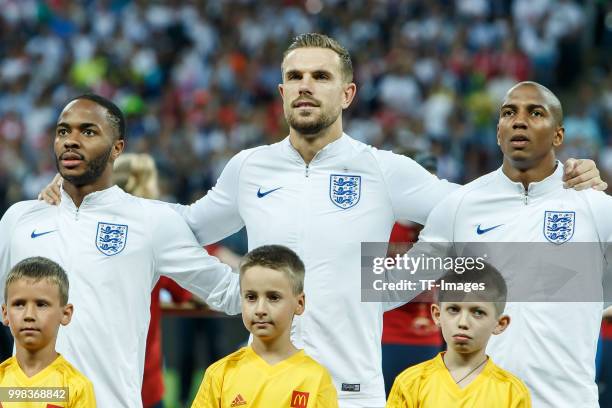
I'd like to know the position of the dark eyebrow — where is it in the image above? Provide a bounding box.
[500,103,548,112]
[285,69,333,78]
[285,69,301,78]
[56,122,101,130]
[312,69,333,77]
[527,104,547,112]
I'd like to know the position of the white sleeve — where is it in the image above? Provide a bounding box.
[585,192,612,307]
[0,202,32,304]
[151,205,241,315]
[170,150,250,245]
[375,150,459,224]
[587,192,612,245]
[417,191,461,243]
[382,194,460,311]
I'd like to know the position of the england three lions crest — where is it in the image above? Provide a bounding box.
[543,211,575,244]
[96,222,128,256]
[330,174,361,210]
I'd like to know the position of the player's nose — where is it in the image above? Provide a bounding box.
[512,111,528,129]
[63,135,81,149]
[298,76,314,94]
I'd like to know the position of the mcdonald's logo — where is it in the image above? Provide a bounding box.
[290,390,310,408]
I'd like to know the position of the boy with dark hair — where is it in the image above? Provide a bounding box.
[0,256,95,407]
[387,263,531,407]
[192,245,337,408]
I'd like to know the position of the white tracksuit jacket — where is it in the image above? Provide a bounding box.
[0,185,241,408]
[418,163,612,408]
[174,134,456,407]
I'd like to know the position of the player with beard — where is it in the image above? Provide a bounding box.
[0,94,241,408]
[39,36,606,407]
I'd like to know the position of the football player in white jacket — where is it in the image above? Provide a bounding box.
[414,81,612,407]
[0,95,241,408]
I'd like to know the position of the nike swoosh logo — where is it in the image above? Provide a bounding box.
[476,224,503,235]
[31,230,57,239]
[257,187,282,198]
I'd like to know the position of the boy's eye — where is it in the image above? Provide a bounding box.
[244,294,256,301]
[447,306,459,313]
[269,294,280,302]
[473,309,485,317]
[531,111,543,117]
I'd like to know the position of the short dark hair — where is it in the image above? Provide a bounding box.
[5,257,69,306]
[239,245,305,295]
[436,261,507,315]
[283,33,353,83]
[70,94,126,141]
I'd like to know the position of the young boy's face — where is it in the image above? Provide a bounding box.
[241,266,305,342]
[432,301,509,354]
[2,278,73,352]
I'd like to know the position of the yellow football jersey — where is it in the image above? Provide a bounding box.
[192,346,338,408]
[0,355,95,408]
[386,353,531,408]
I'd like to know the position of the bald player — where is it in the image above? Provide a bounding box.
[413,81,612,407]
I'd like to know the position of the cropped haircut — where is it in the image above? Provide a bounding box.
[239,245,305,295]
[70,94,126,141]
[5,257,69,306]
[436,261,507,316]
[283,33,353,83]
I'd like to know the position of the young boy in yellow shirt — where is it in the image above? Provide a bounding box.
[192,245,337,408]
[0,256,95,407]
[387,263,531,407]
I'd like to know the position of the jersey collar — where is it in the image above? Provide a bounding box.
[495,161,564,198]
[283,133,350,164]
[59,185,123,211]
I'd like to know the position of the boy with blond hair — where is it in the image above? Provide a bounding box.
[387,264,531,407]
[192,245,337,408]
[0,256,95,407]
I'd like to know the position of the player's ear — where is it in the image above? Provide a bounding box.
[1,304,8,327]
[278,83,284,98]
[496,124,501,146]
[492,314,510,335]
[553,126,564,148]
[294,292,305,316]
[60,303,74,326]
[111,139,125,161]
[341,82,357,109]
[431,303,441,327]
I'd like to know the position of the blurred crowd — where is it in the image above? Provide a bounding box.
[1,0,611,216]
